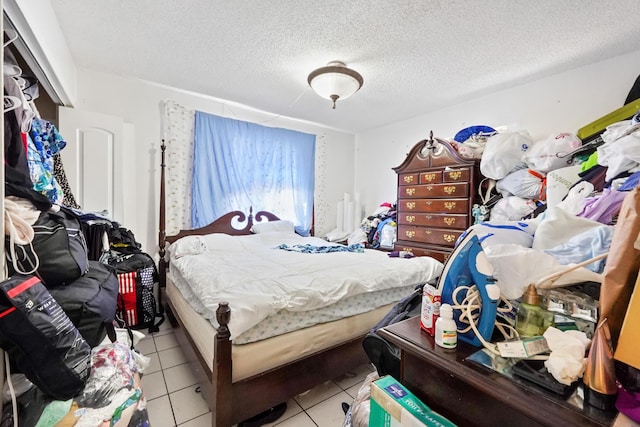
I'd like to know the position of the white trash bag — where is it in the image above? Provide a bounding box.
[523,132,582,173]
[480,130,533,180]
[496,168,546,200]
[490,196,538,221]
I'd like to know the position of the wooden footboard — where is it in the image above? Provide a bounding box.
[166,298,369,427]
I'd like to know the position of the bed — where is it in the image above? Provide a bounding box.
[157,143,444,426]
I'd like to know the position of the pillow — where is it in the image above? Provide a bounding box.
[169,235,207,259]
[250,220,295,235]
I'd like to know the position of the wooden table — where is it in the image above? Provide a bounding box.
[378,316,617,427]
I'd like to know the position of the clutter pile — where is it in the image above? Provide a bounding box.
[354,97,640,425]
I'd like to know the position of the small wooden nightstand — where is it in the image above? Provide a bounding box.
[378,316,616,427]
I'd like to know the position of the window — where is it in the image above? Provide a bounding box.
[191,111,315,235]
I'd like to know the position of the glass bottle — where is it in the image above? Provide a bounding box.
[516,284,553,337]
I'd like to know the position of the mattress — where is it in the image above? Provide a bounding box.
[166,279,395,382]
[167,231,443,341]
[169,260,415,344]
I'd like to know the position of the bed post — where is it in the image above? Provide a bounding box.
[158,140,167,288]
[213,302,233,427]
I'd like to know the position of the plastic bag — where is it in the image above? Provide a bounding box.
[480,130,533,180]
[489,196,537,221]
[379,221,397,249]
[342,371,379,427]
[496,169,546,200]
[457,220,537,249]
[596,122,640,182]
[484,244,604,300]
[532,206,603,251]
[544,225,614,273]
[523,132,582,173]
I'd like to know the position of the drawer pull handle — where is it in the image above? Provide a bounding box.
[406,215,416,223]
[443,217,456,226]
[425,201,432,206]
[405,231,416,239]
[406,202,416,210]
[444,201,456,210]
[402,247,414,253]
[448,171,462,180]
[425,230,432,235]
[443,186,456,195]
[424,215,432,220]
[403,175,414,183]
[406,188,416,196]
[443,234,456,243]
[423,173,436,182]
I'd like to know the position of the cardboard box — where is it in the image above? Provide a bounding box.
[369,375,457,426]
[614,273,640,370]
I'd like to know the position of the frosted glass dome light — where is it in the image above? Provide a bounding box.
[307,61,364,109]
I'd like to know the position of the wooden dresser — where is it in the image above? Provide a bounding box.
[393,132,483,262]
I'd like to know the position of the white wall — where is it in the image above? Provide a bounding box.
[354,49,640,217]
[72,69,355,255]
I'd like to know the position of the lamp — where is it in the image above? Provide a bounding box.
[307,61,364,109]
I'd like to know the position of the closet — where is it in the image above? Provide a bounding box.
[2,5,151,425]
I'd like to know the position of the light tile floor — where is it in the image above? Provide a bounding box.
[140,321,375,427]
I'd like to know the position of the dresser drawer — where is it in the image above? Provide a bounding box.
[397,213,469,230]
[443,168,471,183]
[397,225,462,247]
[399,182,469,199]
[397,198,469,214]
[398,173,420,186]
[419,171,443,184]
[393,242,450,263]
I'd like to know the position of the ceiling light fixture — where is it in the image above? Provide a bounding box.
[307,61,364,109]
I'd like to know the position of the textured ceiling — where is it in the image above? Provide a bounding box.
[51,0,640,133]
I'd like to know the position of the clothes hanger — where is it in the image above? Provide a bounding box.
[3,29,18,48]
[3,95,22,113]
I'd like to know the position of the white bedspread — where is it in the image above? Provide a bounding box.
[168,232,443,339]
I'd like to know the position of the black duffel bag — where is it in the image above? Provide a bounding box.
[0,275,91,400]
[7,206,89,287]
[49,260,120,348]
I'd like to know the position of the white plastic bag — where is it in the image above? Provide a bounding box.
[480,130,533,180]
[597,122,640,181]
[379,222,397,249]
[489,196,537,221]
[496,169,546,200]
[484,244,603,300]
[523,132,582,173]
[458,220,537,249]
[532,206,603,251]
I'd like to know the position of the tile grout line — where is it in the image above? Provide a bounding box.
[153,334,178,427]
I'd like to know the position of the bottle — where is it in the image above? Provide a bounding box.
[420,284,441,336]
[516,284,553,337]
[435,303,457,349]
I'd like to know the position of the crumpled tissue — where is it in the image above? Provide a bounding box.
[543,327,591,385]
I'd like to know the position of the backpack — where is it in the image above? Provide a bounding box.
[362,284,425,379]
[101,250,165,333]
[48,260,119,348]
[0,275,91,400]
[6,206,89,287]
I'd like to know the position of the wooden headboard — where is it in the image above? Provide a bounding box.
[157,140,280,285]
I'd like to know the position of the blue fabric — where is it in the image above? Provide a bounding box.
[192,111,316,235]
[276,243,364,253]
[619,171,640,191]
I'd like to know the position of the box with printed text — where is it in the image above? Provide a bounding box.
[369,375,457,426]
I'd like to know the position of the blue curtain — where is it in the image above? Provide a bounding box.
[192,111,316,235]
